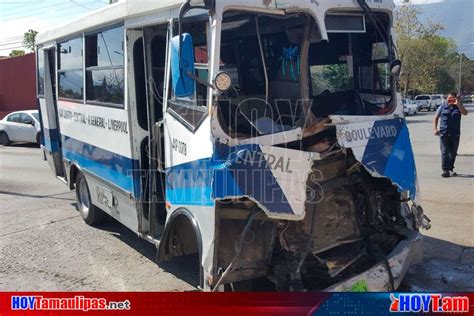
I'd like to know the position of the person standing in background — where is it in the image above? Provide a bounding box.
[433,92,468,178]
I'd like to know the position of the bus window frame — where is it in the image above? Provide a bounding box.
[84,24,125,109]
[57,36,85,103]
[166,15,211,133]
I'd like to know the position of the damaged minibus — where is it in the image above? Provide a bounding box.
[36,0,430,291]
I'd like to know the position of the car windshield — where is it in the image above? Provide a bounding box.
[31,113,40,121]
[416,96,429,100]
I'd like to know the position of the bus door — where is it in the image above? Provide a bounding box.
[38,47,64,178]
[143,25,170,238]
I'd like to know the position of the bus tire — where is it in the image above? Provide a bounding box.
[0,132,10,146]
[75,172,106,226]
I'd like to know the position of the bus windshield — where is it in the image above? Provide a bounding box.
[216,11,394,139]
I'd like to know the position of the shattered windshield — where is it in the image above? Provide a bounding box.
[216,11,394,139]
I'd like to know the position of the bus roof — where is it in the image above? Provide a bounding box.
[37,0,395,45]
[36,0,189,44]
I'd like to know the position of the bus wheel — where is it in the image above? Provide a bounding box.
[0,132,10,146]
[75,172,105,226]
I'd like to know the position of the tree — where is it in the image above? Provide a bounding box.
[455,55,474,94]
[23,29,38,51]
[9,50,25,57]
[395,3,456,96]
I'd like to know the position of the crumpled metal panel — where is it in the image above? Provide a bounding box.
[212,143,314,220]
[335,118,419,202]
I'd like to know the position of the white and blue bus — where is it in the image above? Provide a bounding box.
[36,0,430,291]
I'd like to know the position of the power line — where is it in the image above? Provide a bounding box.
[2,0,104,19]
[0,46,26,51]
[2,1,103,22]
[0,1,69,14]
[69,0,94,10]
[0,43,23,48]
[2,2,79,18]
[0,39,23,45]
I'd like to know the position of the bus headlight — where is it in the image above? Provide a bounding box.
[214,71,232,93]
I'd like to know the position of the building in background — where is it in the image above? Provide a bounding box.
[0,53,36,119]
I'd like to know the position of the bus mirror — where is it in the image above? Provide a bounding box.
[390,59,402,78]
[170,33,195,98]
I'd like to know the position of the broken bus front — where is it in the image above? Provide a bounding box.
[170,0,430,291]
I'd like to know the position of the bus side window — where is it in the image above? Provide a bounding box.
[167,19,208,131]
[85,26,125,107]
[58,38,84,101]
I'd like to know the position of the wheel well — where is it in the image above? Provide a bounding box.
[157,210,203,289]
[159,213,201,261]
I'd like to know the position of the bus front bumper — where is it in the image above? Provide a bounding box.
[324,230,423,292]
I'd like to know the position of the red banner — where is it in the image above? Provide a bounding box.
[0,292,473,316]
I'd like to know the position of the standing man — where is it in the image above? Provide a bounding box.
[433,92,468,177]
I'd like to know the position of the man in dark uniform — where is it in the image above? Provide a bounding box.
[433,92,468,177]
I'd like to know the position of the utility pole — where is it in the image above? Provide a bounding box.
[458,42,474,96]
[459,53,462,95]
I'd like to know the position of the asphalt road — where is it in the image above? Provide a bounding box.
[401,104,474,291]
[0,107,473,291]
[0,146,197,291]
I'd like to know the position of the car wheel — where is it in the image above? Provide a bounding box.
[0,132,10,146]
[36,133,41,145]
[75,172,106,226]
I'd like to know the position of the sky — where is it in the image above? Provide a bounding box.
[0,0,109,56]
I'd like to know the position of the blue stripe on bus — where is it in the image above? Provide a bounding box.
[61,136,135,194]
[42,127,61,153]
[166,186,214,206]
[165,143,293,214]
[361,118,417,200]
[165,158,214,206]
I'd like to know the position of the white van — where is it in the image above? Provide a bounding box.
[415,95,436,111]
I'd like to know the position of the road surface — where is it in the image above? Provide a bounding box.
[0,106,473,291]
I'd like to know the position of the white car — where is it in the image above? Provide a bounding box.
[431,94,445,110]
[415,95,436,111]
[402,99,418,116]
[0,110,42,145]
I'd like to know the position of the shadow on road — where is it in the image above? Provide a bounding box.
[405,119,428,124]
[453,174,474,178]
[0,190,75,201]
[2,143,40,148]
[401,236,474,292]
[95,216,200,289]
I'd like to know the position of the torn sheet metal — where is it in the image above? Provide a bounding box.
[325,230,423,291]
[335,118,419,201]
[212,143,313,220]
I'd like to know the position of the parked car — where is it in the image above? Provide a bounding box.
[0,110,41,145]
[415,95,436,111]
[402,98,418,116]
[431,94,445,110]
[462,95,473,104]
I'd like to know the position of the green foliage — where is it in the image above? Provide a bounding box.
[23,29,38,51]
[9,50,25,57]
[311,64,351,95]
[396,3,473,95]
[457,56,474,95]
